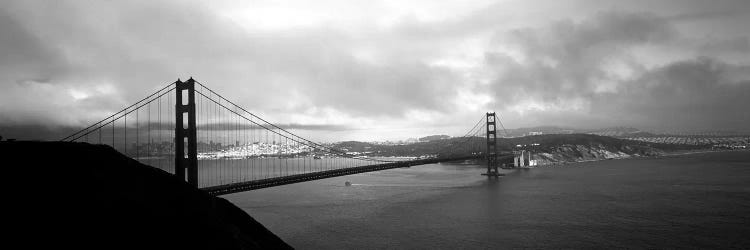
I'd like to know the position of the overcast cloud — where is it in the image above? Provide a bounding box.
[1,0,749,141]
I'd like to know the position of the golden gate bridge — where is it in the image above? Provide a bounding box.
[61,78,512,195]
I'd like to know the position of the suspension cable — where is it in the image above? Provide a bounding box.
[434,115,486,156]
[193,81,394,162]
[66,86,177,142]
[193,89,393,163]
[61,81,177,141]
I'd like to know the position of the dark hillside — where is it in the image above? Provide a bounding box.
[332,134,709,164]
[334,134,668,157]
[2,141,292,249]
[505,133,707,150]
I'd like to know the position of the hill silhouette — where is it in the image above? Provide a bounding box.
[2,141,292,249]
[333,134,707,159]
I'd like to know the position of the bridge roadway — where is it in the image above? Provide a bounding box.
[202,154,513,196]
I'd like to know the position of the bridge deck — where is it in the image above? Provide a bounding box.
[201,155,509,196]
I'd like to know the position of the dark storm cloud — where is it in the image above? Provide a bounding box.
[698,36,750,55]
[593,57,750,130]
[1,0,749,141]
[0,0,460,129]
[484,11,750,131]
[487,11,676,105]
[0,11,65,79]
[668,1,750,22]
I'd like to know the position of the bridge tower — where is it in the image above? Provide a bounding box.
[483,112,504,177]
[175,78,198,187]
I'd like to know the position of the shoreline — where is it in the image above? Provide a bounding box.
[532,148,750,168]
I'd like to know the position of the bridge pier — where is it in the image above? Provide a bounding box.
[175,78,198,187]
[483,112,504,178]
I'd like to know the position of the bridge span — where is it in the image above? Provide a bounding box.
[203,154,513,195]
[62,78,512,195]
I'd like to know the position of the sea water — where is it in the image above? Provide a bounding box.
[224,151,750,249]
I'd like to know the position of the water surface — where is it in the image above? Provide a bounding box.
[224,151,750,249]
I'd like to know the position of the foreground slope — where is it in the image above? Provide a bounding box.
[2,141,292,249]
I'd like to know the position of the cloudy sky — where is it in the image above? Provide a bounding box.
[1,0,749,141]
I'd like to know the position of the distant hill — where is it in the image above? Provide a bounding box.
[502,126,577,137]
[585,127,658,137]
[504,126,658,138]
[419,135,450,142]
[335,141,376,152]
[332,133,710,164]
[505,126,750,138]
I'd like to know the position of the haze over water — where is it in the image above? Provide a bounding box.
[225,151,750,249]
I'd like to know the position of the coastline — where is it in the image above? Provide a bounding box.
[533,148,750,168]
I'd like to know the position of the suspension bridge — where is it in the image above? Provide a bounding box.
[61,78,512,195]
